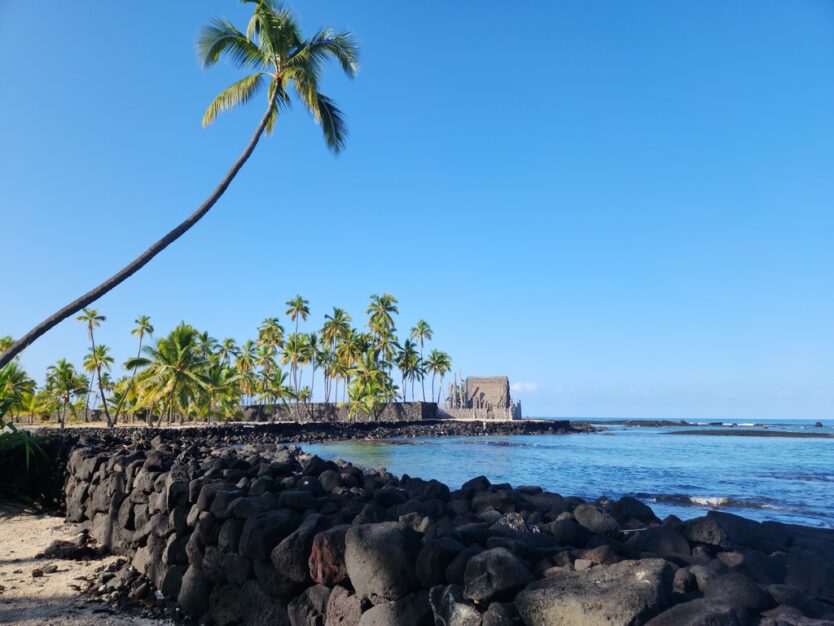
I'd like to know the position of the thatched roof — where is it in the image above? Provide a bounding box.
[465,376,511,409]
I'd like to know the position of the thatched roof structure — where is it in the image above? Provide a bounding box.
[465,376,511,409]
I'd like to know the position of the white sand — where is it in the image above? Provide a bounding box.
[0,505,166,625]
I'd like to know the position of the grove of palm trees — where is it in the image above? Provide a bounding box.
[0,294,452,428]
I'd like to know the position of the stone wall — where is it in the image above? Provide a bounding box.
[52,434,834,624]
[240,401,437,423]
[438,406,517,421]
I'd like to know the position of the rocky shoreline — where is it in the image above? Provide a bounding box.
[31,427,833,625]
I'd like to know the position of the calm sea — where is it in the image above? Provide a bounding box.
[304,419,834,528]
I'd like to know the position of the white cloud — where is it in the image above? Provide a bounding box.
[511,381,539,393]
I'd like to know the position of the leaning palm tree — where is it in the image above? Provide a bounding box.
[0,1,358,369]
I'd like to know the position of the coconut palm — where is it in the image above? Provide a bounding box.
[219,338,240,366]
[127,324,207,425]
[0,1,359,370]
[410,320,432,401]
[281,333,307,401]
[395,340,421,402]
[77,308,113,427]
[114,315,154,422]
[235,340,257,404]
[286,296,310,334]
[425,349,452,403]
[46,359,84,428]
[83,345,115,426]
[257,317,285,354]
[0,362,35,420]
[367,294,399,331]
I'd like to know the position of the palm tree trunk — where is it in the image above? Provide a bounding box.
[89,333,113,427]
[113,333,144,424]
[0,88,280,370]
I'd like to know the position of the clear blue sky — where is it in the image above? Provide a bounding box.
[2,1,833,419]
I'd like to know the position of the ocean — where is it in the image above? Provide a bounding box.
[304,419,834,528]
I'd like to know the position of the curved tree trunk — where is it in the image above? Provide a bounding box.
[0,89,279,370]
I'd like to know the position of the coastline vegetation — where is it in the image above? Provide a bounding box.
[0,294,452,428]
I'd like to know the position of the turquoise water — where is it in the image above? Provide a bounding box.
[304,420,834,528]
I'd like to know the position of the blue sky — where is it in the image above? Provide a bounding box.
[2,1,833,419]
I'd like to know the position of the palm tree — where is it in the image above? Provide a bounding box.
[0,362,35,421]
[285,296,310,334]
[257,317,285,354]
[83,345,114,426]
[46,359,83,429]
[410,320,432,401]
[0,337,13,354]
[281,333,307,401]
[425,349,453,403]
[114,315,154,422]
[77,308,113,427]
[235,340,257,404]
[219,338,240,366]
[0,1,359,370]
[395,340,420,402]
[367,294,399,331]
[322,307,351,403]
[127,324,207,425]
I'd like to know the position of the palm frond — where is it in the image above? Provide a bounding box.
[292,29,359,78]
[311,93,347,154]
[202,72,266,127]
[197,18,267,69]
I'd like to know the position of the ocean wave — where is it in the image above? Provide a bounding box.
[634,492,782,511]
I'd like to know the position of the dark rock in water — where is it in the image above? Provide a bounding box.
[177,565,211,617]
[357,590,432,626]
[463,547,534,603]
[272,513,329,584]
[704,572,774,612]
[428,585,481,626]
[287,583,331,626]
[681,515,733,550]
[344,522,421,602]
[627,525,691,558]
[309,524,351,587]
[645,598,745,626]
[239,509,301,559]
[515,558,675,626]
[610,496,658,525]
[573,503,621,538]
[325,585,365,626]
[815,421,824,428]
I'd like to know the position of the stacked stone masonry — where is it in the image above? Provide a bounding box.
[62,437,834,625]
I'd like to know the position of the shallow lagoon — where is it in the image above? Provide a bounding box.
[305,420,834,528]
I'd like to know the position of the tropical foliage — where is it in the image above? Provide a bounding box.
[1,295,452,427]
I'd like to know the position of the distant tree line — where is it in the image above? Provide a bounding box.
[0,294,452,427]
